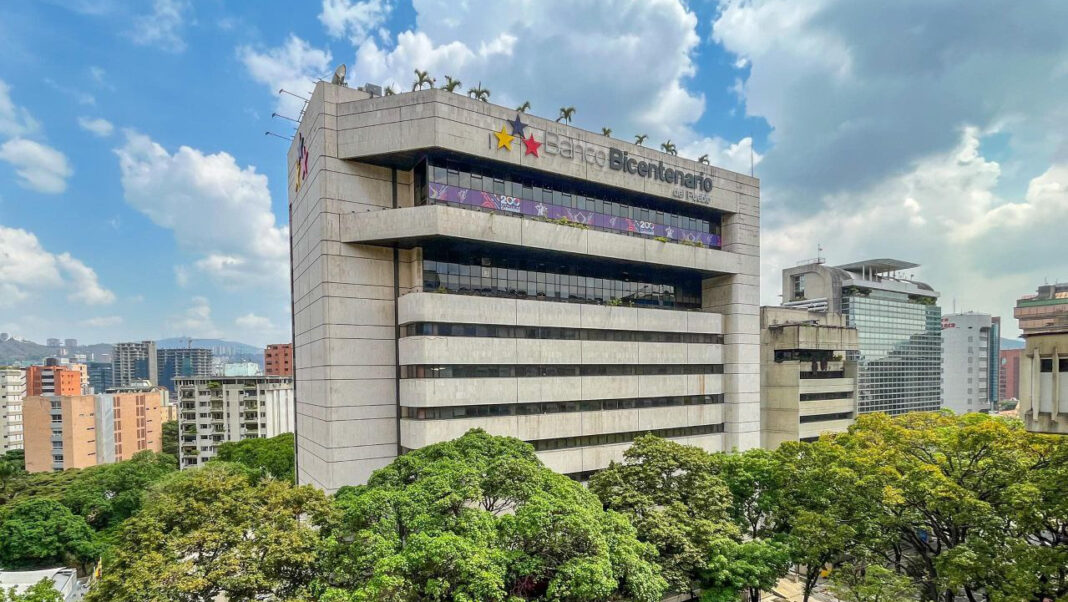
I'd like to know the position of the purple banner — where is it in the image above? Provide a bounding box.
[428,183,721,249]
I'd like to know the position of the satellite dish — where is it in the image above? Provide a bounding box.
[331,64,347,86]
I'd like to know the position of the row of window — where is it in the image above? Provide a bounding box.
[773,349,838,363]
[799,371,846,379]
[401,364,724,379]
[799,391,853,401]
[799,412,854,424]
[400,394,725,420]
[1039,358,1068,372]
[426,162,719,235]
[402,423,726,455]
[402,322,722,344]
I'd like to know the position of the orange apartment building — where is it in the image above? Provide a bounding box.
[264,343,293,377]
[25,365,82,396]
[23,389,164,472]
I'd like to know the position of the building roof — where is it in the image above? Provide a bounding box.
[0,568,77,598]
[835,258,919,274]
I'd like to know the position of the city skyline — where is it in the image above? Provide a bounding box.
[2,1,1067,346]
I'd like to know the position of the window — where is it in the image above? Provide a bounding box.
[791,274,806,299]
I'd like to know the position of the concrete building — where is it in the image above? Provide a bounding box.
[782,259,941,416]
[1015,282,1068,434]
[111,341,158,387]
[1,368,26,451]
[0,568,82,601]
[222,361,261,377]
[25,364,82,396]
[289,82,760,491]
[46,338,60,348]
[175,376,294,469]
[264,343,293,377]
[64,338,77,349]
[157,347,213,393]
[940,312,994,415]
[23,389,164,472]
[1000,348,1022,401]
[761,307,858,448]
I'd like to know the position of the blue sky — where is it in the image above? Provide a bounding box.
[1,0,1066,345]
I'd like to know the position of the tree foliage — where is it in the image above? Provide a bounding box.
[214,432,295,482]
[86,462,332,602]
[0,498,99,571]
[161,419,179,457]
[0,579,64,602]
[320,429,667,602]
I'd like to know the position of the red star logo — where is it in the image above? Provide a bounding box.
[523,134,541,157]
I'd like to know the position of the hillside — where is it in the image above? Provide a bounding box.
[0,339,112,366]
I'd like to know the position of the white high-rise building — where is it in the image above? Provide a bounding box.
[941,312,994,415]
[0,368,26,452]
[175,376,294,469]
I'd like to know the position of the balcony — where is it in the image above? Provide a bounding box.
[342,205,750,275]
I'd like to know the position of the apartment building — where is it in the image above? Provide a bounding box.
[1,368,26,451]
[264,343,293,377]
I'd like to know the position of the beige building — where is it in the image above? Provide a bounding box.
[289,81,760,490]
[1,368,25,452]
[1016,282,1068,434]
[175,376,294,469]
[761,307,859,448]
[23,390,164,472]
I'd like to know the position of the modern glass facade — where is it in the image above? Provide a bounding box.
[842,291,942,415]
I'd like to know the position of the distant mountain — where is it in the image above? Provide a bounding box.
[157,338,263,363]
[1000,337,1025,350]
[0,338,112,366]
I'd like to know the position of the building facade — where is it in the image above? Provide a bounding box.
[988,317,1001,409]
[222,361,261,377]
[289,83,760,491]
[760,307,858,449]
[782,259,941,416]
[87,361,112,393]
[264,343,293,377]
[111,341,158,387]
[25,364,82,396]
[1015,282,1068,434]
[175,376,294,469]
[1000,348,1022,401]
[157,347,213,393]
[22,389,164,472]
[940,312,994,414]
[1,368,26,451]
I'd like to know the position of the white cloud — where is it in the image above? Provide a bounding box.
[678,136,762,175]
[129,0,191,52]
[239,34,332,117]
[168,296,219,337]
[0,225,114,308]
[0,138,73,194]
[82,315,123,327]
[761,128,1068,335]
[0,79,39,138]
[114,130,289,289]
[235,313,274,331]
[320,0,392,45]
[78,116,114,137]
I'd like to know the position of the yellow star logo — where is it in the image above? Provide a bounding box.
[494,125,516,150]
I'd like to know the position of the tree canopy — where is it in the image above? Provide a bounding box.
[214,432,294,482]
[0,498,99,571]
[0,579,64,602]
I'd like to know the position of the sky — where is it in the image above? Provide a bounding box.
[1,0,1066,346]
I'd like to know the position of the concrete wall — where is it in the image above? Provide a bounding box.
[1020,332,1068,434]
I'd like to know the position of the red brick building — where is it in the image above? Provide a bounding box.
[265,343,293,377]
[25,365,82,396]
[999,348,1022,401]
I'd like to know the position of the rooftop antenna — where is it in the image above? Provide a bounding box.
[331,64,347,87]
[265,131,293,141]
[816,242,824,264]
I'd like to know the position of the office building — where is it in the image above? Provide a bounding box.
[175,376,294,469]
[264,343,293,377]
[760,307,858,448]
[64,338,77,350]
[157,347,213,393]
[1000,348,1022,401]
[1015,282,1068,434]
[940,312,994,414]
[1,368,26,451]
[782,259,941,416]
[87,361,113,393]
[46,338,60,348]
[289,83,760,490]
[22,389,164,472]
[112,341,158,387]
[25,364,82,396]
[988,317,1001,410]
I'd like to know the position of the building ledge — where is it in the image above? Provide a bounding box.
[341,205,752,275]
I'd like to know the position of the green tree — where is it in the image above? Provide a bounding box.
[86,462,331,602]
[214,432,295,482]
[0,579,64,602]
[161,419,179,457]
[829,562,918,602]
[590,435,737,596]
[468,82,490,101]
[516,100,531,113]
[711,447,789,540]
[320,429,667,601]
[660,140,677,155]
[698,538,791,602]
[0,498,99,571]
[556,106,575,123]
[59,450,176,531]
[442,75,462,92]
[634,134,648,146]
